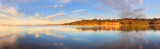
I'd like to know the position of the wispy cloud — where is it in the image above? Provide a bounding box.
[37,0,72,8]
[0,4,25,20]
[52,0,72,4]
[47,9,87,13]
[0,14,18,20]
[0,3,60,25]
[138,0,143,5]
[1,0,44,3]
[93,5,111,11]
[54,18,84,24]
[98,0,147,18]
[28,13,40,19]
[72,9,88,13]
[0,4,25,17]
[85,14,106,18]
[42,0,72,8]
[0,0,83,25]
[38,5,63,8]
[35,13,40,17]
[40,12,66,20]
[48,11,69,12]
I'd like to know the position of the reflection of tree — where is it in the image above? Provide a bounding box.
[75,25,160,32]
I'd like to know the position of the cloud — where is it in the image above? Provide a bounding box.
[0,14,18,20]
[129,4,134,10]
[53,0,72,4]
[28,13,40,19]
[48,11,69,12]
[2,7,18,16]
[0,3,58,25]
[138,0,143,5]
[38,5,64,8]
[0,19,55,25]
[54,18,84,24]
[40,12,66,20]
[0,0,45,3]
[94,5,111,11]
[37,0,72,8]
[0,0,96,25]
[98,0,147,18]
[72,9,88,13]
[47,0,72,8]
[85,14,106,18]
[35,13,40,17]
[0,5,25,17]
[0,4,25,20]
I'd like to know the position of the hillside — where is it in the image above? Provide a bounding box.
[63,18,160,25]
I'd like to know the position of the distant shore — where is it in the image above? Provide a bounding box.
[62,18,160,25]
[1,18,160,26]
[0,24,160,26]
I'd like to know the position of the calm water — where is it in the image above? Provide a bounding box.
[0,25,160,49]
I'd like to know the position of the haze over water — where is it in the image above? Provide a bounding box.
[0,25,160,49]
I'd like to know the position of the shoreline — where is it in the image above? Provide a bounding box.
[0,24,160,26]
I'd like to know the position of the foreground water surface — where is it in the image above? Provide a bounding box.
[0,25,160,49]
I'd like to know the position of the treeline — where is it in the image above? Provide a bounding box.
[63,18,160,25]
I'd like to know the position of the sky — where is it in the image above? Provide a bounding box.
[0,0,160,25]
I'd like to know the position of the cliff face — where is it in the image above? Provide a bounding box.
[101,22,121,25]
[153,20,160,24]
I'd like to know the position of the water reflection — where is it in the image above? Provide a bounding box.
[0,25,160,49]
[76,25,160,32]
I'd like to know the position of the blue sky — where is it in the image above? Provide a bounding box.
[0,0,160,25]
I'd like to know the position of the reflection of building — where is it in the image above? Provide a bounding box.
[101,22,121,25]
